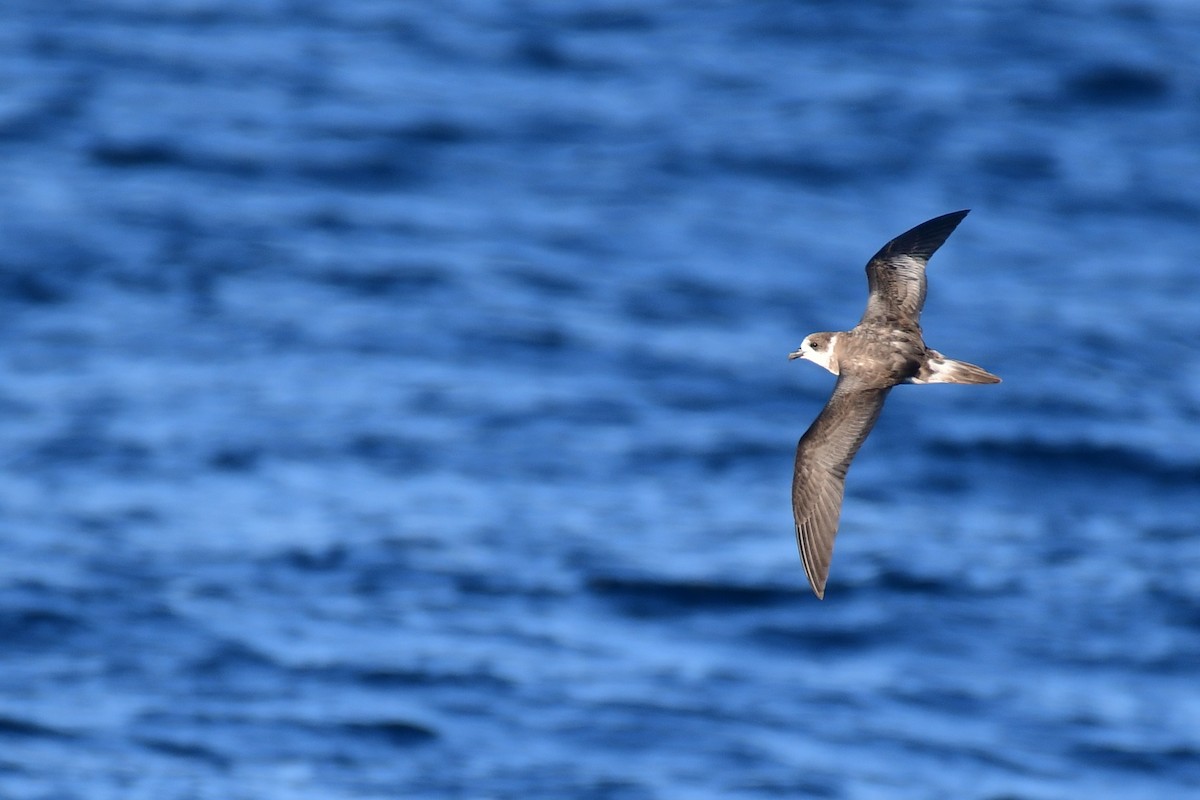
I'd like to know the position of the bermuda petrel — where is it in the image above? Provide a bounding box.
[788,210,1000,599]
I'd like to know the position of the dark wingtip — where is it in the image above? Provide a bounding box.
[804,565,827,599]
[872,209,970,263]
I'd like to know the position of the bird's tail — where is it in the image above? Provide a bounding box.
[913,352,1001,385]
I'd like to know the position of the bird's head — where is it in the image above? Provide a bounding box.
[788,332,839,374]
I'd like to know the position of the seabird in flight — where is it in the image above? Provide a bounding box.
[788,210,999,599]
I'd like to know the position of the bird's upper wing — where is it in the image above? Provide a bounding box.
[859,210,969,326]
[792,378,891,599]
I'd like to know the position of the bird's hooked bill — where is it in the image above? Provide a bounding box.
[787,348,804,360]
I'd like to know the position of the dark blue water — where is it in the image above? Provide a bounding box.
[1,1,1198,798]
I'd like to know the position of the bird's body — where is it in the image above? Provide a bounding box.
[789,210,999,599]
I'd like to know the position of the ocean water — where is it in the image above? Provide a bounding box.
[0,1,1198,798]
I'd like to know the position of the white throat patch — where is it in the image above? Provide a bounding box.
[807,333,839,375]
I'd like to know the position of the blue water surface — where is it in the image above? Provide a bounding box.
[1,1,1198,798]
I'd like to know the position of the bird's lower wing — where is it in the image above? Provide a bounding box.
[792,381,891,598]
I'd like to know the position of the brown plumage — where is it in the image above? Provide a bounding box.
[787,210,1000,599]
